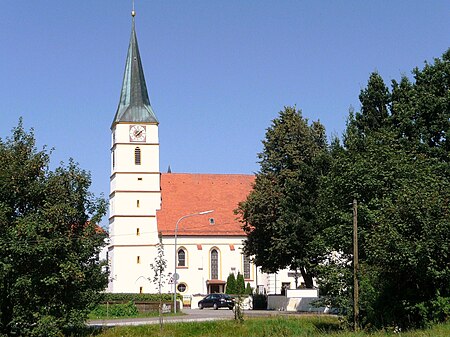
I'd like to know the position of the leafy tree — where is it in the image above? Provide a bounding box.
[391,49,450,162]
[225,273,236,294]
[355,72,391,138]
[0,121,108,336]
[238,106,329,288]
[317,49,450,329]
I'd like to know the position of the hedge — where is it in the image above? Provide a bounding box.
[101,293,179,302]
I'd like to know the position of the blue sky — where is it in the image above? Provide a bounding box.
[1,1,449,217]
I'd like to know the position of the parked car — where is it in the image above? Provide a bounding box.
[198,293,234,310]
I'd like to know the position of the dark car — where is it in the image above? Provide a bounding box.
[198,293,234,310]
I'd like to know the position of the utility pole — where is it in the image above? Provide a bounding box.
[353,199,359,331]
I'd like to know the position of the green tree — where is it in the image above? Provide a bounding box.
[355,72,390,137]
[391,49,450,162]
[245,282,252,295]
[317,49,450,329]
[225,273,236,294]
[0,121,108,336]
[238,106,330,288]
[236,272,245,295]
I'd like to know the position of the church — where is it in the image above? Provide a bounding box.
[107,10,302,303]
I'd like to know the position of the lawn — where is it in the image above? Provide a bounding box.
[89,316,450,337]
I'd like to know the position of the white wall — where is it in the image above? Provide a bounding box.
[109,122,161,293]
[109,245,160,293]
[163,235,256,296]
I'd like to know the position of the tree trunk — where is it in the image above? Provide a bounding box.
[299,266,314,288]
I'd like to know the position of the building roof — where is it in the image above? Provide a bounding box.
[112,15,158,127]
[157,173,255,236]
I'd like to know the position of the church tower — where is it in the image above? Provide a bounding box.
[108,9,161,293]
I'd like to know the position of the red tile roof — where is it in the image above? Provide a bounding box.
[157,173,255,236]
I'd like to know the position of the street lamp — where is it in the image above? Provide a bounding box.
[173,210,214,313]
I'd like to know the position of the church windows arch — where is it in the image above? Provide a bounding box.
[177,247,187,267]
[210,248,220,280]
[134,147,141,165]
[243,254,251,279]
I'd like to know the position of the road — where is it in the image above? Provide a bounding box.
[88,308,306,327]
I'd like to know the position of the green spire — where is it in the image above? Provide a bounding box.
[112,13,158,126]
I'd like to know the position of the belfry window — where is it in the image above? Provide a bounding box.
[211,249,219,279]
[134,147,141,165]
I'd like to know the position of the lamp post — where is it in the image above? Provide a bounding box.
[173,210,214,313]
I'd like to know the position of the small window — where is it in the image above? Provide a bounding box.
[135,147,141,165]
[178,249,186,267]
[139,286,143,294]
[137,200,140,208]
[112,150,115,169]
[138,177,143,181]
[137,256,140,264]
[136,228,140,236]
[177,283,187,293]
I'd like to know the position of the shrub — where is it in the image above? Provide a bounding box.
[91,301,138,318]
[245,282,253,295]
[102,293,174,302]
[226,273,237,294]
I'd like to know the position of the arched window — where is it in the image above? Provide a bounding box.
[243,255,251,279]
[134,147,141,165]
[211,249,219,279]
[177,249,186,267]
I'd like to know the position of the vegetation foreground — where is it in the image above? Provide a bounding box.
[92,316,450,337]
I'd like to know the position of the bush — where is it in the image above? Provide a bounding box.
[226,273,237,294]
[236,273,245,295]
[91,301,138,318]
[245,282,253,295]
[102,293,175,302]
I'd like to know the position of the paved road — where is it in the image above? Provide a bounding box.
[88,308,305,327]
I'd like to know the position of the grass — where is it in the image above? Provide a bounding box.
[86,316,450,337]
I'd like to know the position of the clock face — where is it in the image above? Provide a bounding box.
[129,125,146,142]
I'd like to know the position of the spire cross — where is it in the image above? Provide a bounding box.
[131,0,136,17]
